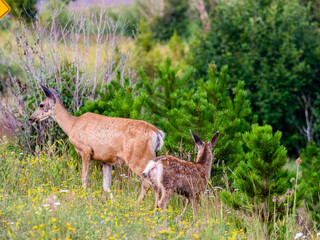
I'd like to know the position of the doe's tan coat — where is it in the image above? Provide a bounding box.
[29,86,164,202]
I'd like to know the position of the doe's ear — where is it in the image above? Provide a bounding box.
[210,131,219,148]
[41,85,56,102]
[49,87,62,102]
[190,130,203,147]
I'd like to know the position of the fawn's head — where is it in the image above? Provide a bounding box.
[190,130,219,163]
[29,85,61,123]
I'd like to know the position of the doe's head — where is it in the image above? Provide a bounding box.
[29,85,60,123]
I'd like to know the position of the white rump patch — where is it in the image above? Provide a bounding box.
[142,160,157,176]
[142,160,163,188]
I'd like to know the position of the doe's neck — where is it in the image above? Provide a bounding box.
[52,101,76,136]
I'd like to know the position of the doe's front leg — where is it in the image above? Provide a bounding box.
[81,153,91,188]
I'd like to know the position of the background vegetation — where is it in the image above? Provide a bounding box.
[0,0,319,238]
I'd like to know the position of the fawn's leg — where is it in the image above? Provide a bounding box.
[158,189,174,211]
[191,197,199,219]
[154,187,162,208]
[181,198,190,216]
[136,180,151,205]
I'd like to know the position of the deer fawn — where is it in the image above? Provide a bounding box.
[29,85,164,202]
[142,130,219,218]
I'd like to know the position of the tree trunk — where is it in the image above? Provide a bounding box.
[194,0,211,32]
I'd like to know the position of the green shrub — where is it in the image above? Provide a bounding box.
[301,142,320,225]
[77,58,252,187]
[109,5,140,36]
[188,0,320,154]
[6,0,37,22]
[0,15,11,31]
[221,124,305,236]
[21,63,86,152]
[76,71,145,120]
[138,59,252,186]
[40,0,74,30]
[148,0,190,40]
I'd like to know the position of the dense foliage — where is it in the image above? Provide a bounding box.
[188,0,320,153]
[76,72,144,120]
[149,0,190,40]
[221,124,305,234]
[301,142,320,225]
[1,0,320,236]
[78,59,252,186]
[6,0,37,21]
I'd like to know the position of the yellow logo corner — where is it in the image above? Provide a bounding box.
[0,0,11,20]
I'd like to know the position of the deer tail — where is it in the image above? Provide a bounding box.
[154,130,165,154]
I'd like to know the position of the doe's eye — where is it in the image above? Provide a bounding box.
[39,104,44,108]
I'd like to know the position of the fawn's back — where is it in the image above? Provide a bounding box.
[146,155,209,198]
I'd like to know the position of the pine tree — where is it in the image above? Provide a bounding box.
[76,72,145,120]
[139,59,252,186]
[79,59,253,189]
[200,65,252,171]
[138,57,198,153]
[221,124,305,234]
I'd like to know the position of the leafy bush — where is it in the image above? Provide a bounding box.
[221,124,305,235]
[40,0,74,30]
[148,0,191,40]
[109,5,140,36]
[0,8,138,153]
[6,0,37,22]
[301,142,320,225]
[188,0,320,154]
[79,58,252,186]
[76,71,145,120]
[0,15,11,31]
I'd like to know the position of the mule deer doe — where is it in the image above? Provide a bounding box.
[142,130,219,218]
[29,85,164,202]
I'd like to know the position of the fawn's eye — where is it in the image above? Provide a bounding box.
[39,104,44,108]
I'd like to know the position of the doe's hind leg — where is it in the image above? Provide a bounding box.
[102,163,113,200]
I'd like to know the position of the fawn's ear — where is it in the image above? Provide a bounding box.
[41,85,56,102]
[190,130,203,147]
[210,131,219,148]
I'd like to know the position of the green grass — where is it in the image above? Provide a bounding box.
[0,138,318,239]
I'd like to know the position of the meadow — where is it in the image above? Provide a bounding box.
[0,137,319,239]
[1,0,320,239]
